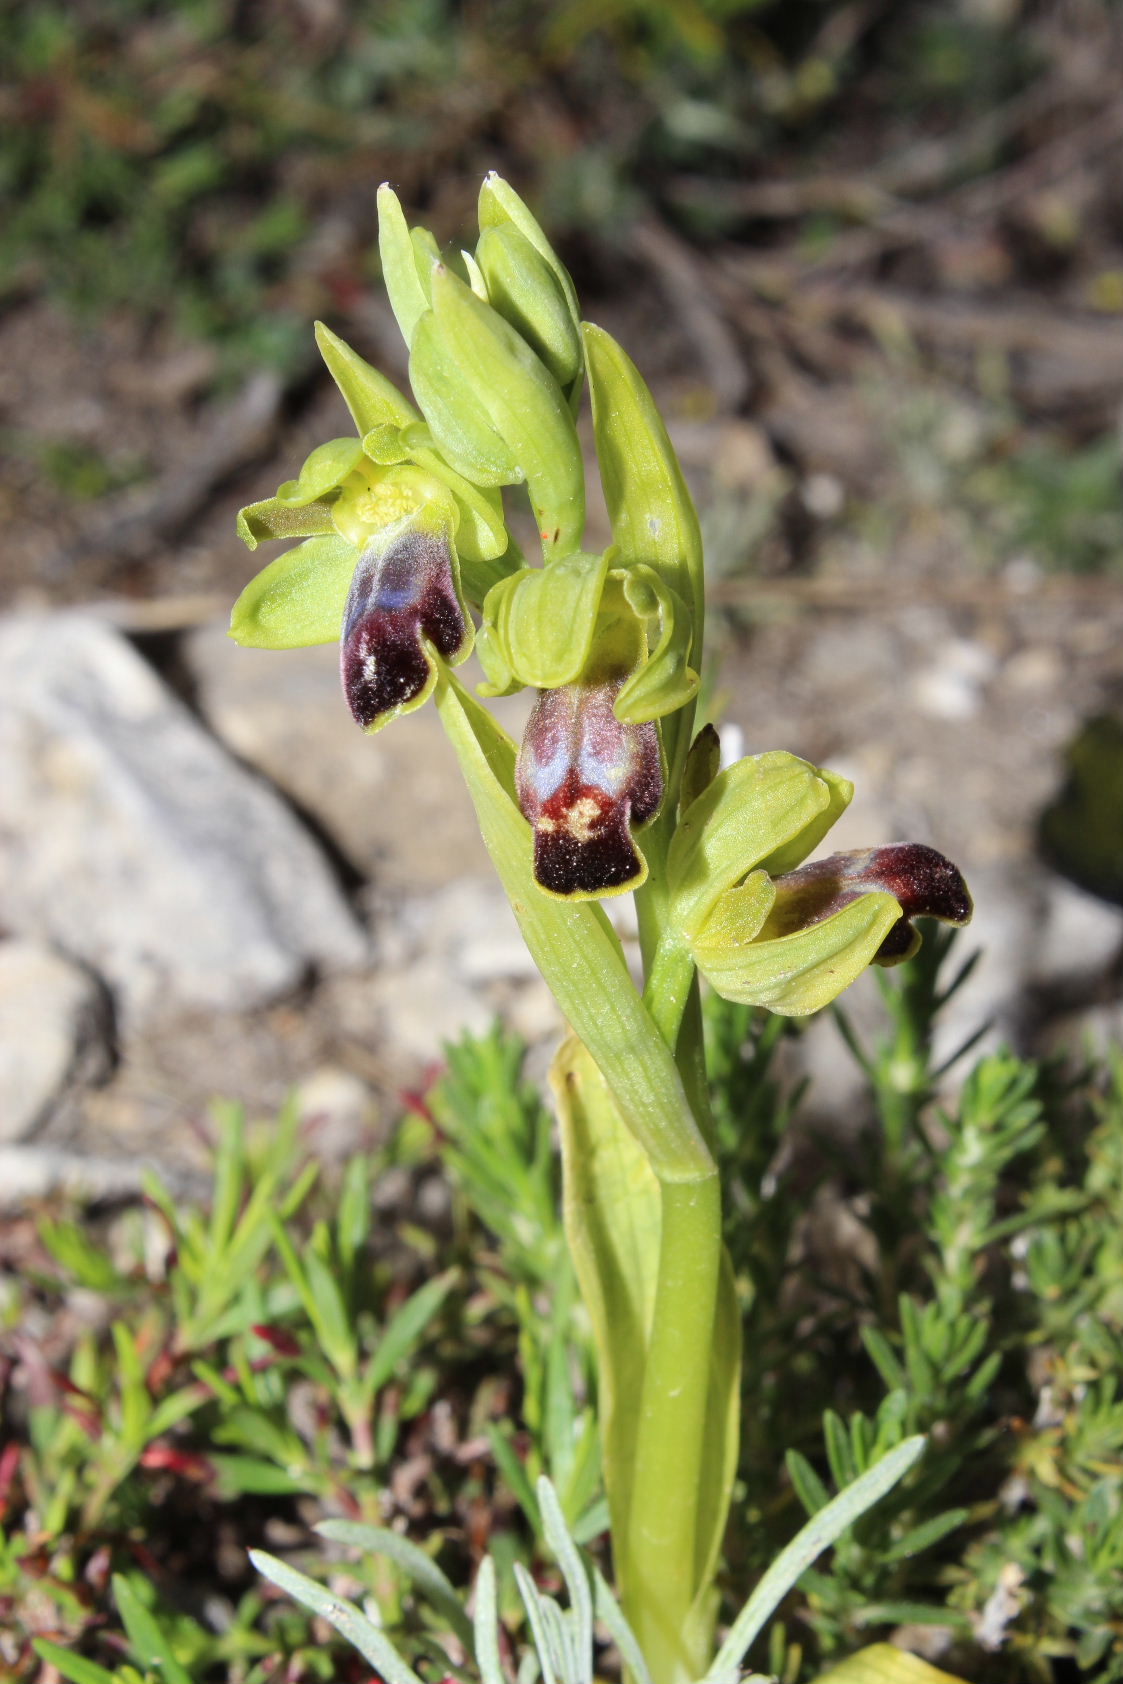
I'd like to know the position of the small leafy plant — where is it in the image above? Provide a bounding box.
[224,176,974,1683]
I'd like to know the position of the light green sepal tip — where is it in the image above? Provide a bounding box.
[276,438,365,505]
[692,890,903,1016]
[229,534,357,649]
[476,223,582,393]
[430,263,585,557]
[314,321,418,435]
[377,183,431,348]
[236,496,336,551]
[410,308,524,488]
[614,565,700,724]
[484,550,610,690]
[669,751,836,942]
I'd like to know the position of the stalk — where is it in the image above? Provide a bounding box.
[624,1168,723,1684]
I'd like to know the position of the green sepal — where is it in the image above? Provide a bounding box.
[583,322,703,637]
[478,172,581,344]
[758,765,854,876]
[691,889,903,1016]
[410,307,524,488]
[482,550,610,690]
[359,424,509,567]
[430,264,585,557]
[669,751,838,941]
[236,496,336,551]
[583,322,703,779]
[229,534,358,649]
[314,321,418,434]
[476,223,582,394]
[411,226,440,296]
[276,438,365,505]
[377,183,431,348]
[614,565,700,724]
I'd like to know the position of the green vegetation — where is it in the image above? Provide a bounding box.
[5,933,1123,1679]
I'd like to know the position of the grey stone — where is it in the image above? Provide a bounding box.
[0,612,368,1026]
[0,1144,147,1208]
[0,941,113,1141]
[185,623,496,886]
[1032,876,1123,986]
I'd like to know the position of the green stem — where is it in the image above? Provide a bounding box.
[625,1170,723,1683]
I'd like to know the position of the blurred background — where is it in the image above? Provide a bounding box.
[1,0,1121,1188]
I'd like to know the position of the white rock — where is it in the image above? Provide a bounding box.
[0,941,112,1141]
[1032,876,1123,986]
[0,613,368,1026]
[0,1145,146,1207]
[912,637,997,722]
[294,1065,379,1158]
[185,624,493,886]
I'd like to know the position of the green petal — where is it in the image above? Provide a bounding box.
[431,264,584,558]
[377,184,430,348]
[614,565,700,724]
[669,751,834,941]
[487,550,610,689]
[236,496,336,552]
[229,535,358,649]
[409,308,524,488]
[314,322,418,434]
[692,869,776,950]
[692,890,903,1016]
[277,438,365,505]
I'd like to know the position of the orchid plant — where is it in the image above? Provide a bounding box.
[230,176,973,1684]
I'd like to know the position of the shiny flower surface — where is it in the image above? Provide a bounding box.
[516,679,663,898]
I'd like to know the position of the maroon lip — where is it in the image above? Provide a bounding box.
[769,842,973,963]
[516,680,663,897]
[341,527,466,730]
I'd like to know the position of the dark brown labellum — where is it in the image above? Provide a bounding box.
[340,526,466,731]
[516,680,663,897]
[769,842,972,964]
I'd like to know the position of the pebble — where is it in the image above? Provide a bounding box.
[0,942,113,1142]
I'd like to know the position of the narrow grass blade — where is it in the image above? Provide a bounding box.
[316,1519,473,1650]
[708,1437,927,1680]
[513,1563,559,1684]
[473,1557,505,1684]
[592,1568,652,1684]
[250,1549,422,1684]
[537,1477,592,1684]
[112,1575,193,1684]
[32,1644,116,1684]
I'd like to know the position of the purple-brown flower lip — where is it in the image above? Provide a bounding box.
[769,842,973,964]
[516,679,663,897]
[341,523,468,731]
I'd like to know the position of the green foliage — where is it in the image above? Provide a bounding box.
[6,959,1123,1678]
[706,936,1123,1679]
